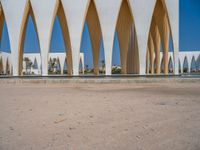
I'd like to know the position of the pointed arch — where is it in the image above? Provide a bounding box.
[80,0,103,75]
[168,56,173,73]
[149,20,161,74]
[147,0,173,75]
[147,33,155,74]
[33,57,38,69]
[113,0,139,74]
[50,0,72,75]
[18,1,41,76]
[190,56,196,73]
[183,56,189,73]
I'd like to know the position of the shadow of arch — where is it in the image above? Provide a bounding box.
[190,56,196,73]
[18,1,41,76]
[168,56,173,73]
[147,0,173,75]
[183,56,189,73]
[114,0,139,74]
[50,0,72,75]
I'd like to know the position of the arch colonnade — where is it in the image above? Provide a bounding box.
[0,0,179,76]
[1,51,199,75]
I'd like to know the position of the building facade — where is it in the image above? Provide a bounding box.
[0,0,180,76]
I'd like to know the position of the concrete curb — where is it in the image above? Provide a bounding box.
[0,77,200,84]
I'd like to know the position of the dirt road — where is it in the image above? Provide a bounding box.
[0,82,200,150]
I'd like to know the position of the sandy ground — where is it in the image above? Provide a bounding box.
[0,82,200,150]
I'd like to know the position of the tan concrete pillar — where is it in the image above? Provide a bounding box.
[126,27,134,74]
[146,48,149,74]
[153,0,170,75]
[116,0,133,74]
[18,1,31,75]
[133,33,139,74]
[161,15,170,75]
[0,10,4,43]
[148,34,155,74]
[0,12,4,74]
[66,51,72,75]
[151,21,161,74]
[86,0,102,75]
[57,1,73,75]
[127,25,139,74]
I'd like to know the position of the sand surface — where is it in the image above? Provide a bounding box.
[0,82,200,150]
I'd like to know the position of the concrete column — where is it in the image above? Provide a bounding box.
[133,34,139,74]
[1,0,27,76]
[128,0,156,75]
[127,25,139,74]
[116,0,133,74]
[161,15,170,75]
[146,48,149,74]
[66,51,73,75]
[95,0,122,75]
[86,0,102,75]
[0,9,4,44]
[165,0,179,75]
[30,0,58,76]
[148,34,154,74]
[151,23,161,74]
[61,0,90,76]
[57,0,72,75]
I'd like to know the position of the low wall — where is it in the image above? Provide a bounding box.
[0,75,200,84]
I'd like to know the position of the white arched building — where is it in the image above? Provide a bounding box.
[0,0,190,76]
[1,51,199,75]
[0,51,84,75]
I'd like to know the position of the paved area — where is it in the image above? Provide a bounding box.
[0,82,200,150]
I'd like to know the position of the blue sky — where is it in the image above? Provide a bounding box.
[0,0,200,67]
